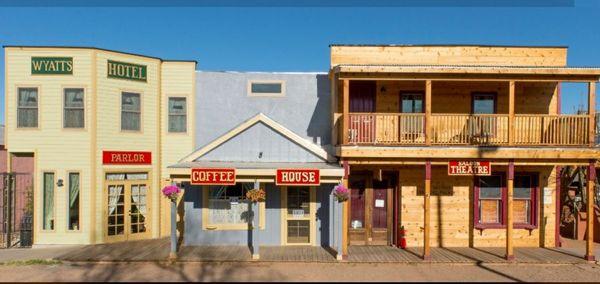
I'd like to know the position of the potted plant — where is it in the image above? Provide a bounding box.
[332,184,350,202]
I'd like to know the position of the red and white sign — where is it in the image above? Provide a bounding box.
[448,161,491,176]
[191,168,236,185]
[102,151,152,165]
[276,169,320,186]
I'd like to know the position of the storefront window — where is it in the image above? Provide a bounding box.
[64,88,85,128]
[43,172,54,230]
[514,175,534,225]
[68,173,80,230]
[207,183,253,225]
[17,88,38,128]
[121,92,141,131]
[476,175,503,225]
[168,97,187,133]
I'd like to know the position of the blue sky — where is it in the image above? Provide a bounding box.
[1,1,600,122]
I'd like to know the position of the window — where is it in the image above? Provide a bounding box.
[248,81,285,97]
[401,93,423,113]
[17,88,38,128]
[472,93,496,114]
[168,97,187,133]
[203,183,264,230]
[471,93,497,138]
[400,92,425,139]
[474,173,538,229]
[43,172,55,230]
[68,173,80,230]
[64,88,85,128]
[121,92,141,131]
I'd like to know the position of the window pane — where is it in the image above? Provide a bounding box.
[68,173,80,230]
[480,200,500,224]
[121,92,140,112]
[479,187,502,199]
[514,200,530,223]
[473,94,495,114]
[65,109,85,128]
[43,173,54,230]
[64,88,84,108]
[18,109,38,128]
[17,88,38,128]
[168,98,186,114]
[514,187,532,199]
[121,112,140,131]
[18,88,38,107]
[207,183,253,225]
[251,83,282,94]
[401,94,423,113]
[479,175,502,188]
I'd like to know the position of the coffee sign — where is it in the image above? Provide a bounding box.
[102,151,152,165]
[276,169,320,186]
[31,57,73,75]
[191,168,236,185]
[107,60,147,82]
[448,161,491,176]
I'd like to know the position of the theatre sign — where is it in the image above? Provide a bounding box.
[448,161,491,176]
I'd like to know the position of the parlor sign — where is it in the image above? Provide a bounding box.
[448,161,491,176]
[276,169,320,186]
[102,151,152,165]
[191,168,236,185]
[31,57,73,75]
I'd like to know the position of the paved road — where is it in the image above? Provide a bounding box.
[1,262,600,282]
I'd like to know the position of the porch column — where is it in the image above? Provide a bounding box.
[508,81,515,146]
[423,161,431,260]
[342,79,350,145]
[425,80,432,145]
[251,180,260,260]
[506,160,515,261]
[342,161,350,258]
[585,160,596,261]
[588,82,596,147]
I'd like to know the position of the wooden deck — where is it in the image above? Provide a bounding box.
[56,238,589,264]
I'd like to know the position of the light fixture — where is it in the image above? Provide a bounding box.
[380,86,386,93]
[57,179,64,187]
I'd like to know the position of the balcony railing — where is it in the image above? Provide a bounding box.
[345,113,591,146]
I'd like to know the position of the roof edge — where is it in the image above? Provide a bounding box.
[329,44,568,49]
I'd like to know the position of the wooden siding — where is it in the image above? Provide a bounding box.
[330,46,568,67]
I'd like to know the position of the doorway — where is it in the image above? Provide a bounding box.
[105,172,151,242]
[281,186,316,245]
[348,172,395,245]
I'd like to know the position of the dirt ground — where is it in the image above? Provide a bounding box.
[1,261,600,282]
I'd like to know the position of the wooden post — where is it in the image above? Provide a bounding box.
[342,79,350,145]
[508,81,515,146]
[423,161,431,260]
[341,160,349,258]
[506,160,515,261]
[588,82,596,147]
[425,80,432,145]
[585,160,596,261]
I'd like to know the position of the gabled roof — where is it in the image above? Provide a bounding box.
[179,113,335,163]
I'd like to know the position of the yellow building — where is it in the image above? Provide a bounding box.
[4,46,196,245]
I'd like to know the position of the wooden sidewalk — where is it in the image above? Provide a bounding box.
[56,238,589,264]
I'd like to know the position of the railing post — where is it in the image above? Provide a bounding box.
[508,81,515,146]
[342,79,350,145]
[588,82,596,147]
[425,80,432,145]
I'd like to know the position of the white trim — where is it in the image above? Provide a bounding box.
[179,113,335,162]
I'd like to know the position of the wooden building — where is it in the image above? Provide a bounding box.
[329,45,600,261]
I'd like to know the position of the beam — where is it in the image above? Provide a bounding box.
[506,160,515,261]
[423,161,431,260]
[556,166,562,248]
[588,82,596,147]
[341,160,349,258]
[342,79,350,145]
[585,160,596,261]
[508,81,515,145]
[336,72,600,83]
[425,80,432,145]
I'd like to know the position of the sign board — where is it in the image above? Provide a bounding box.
[276,169,320,186]
[31,57,73,75]
[375,199,385,208]
[102,151,151,165]
[543,187,553,204]
[448,161,491,176]
[107,60,147,82]
[191,168,236,185]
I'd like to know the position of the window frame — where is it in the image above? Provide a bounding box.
[473,172,539,230]
[201,183,265,230]
[66,171,82,231]
[16,86,40,129]
[167,96,188,133]
[247,80,286,97]
[120,91,142,132]
[62,87,86,129]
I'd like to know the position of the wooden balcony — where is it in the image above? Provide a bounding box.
[344,113,591,147]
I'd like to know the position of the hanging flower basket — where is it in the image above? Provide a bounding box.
[246,188,266,203]
[162,185,181,202]
[333,184,350,202]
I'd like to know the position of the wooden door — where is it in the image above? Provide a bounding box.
[349,81,376,143]
[371,180,390,245]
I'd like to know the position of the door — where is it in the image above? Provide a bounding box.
[348,81,376,143]
[371,180,390,245]
[349,177,366,245]
[106,174,151,242]
[282,186,315,245]
[348,174,394,246]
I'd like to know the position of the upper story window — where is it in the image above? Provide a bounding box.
[121,92,141,131]
[401,92,424,113]
[64,88,85,128]
[248,81,285,97]
[17,87,38,128]
[472,93,496,114]
[168,97,187,133]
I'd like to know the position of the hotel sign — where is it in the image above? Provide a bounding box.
[191,168,236,185]
[102,151,152,165]
[31,57,73,75]
[276,169,320,186]
[107,60,147,82]
[448,161,491,176]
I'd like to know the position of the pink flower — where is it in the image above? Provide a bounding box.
[162,185,181,200]
[333,184,349,202]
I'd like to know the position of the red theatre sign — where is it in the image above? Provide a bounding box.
[276,169,320,186]
[191,168,236,185]
[102,151,152,165]
[448,161,491,176]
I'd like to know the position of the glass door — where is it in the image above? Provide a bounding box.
[282,187,315,245]
[105,172,151,242]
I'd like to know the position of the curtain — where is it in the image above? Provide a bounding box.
[18,88,38,127]
[108,185,123,216]
[43,173,54,230]
[121,92,140,130]
[69,173,80,207]
[168,98,187,132]
[64,88,84,128]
